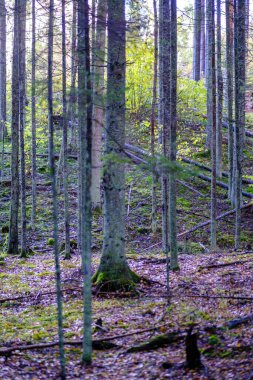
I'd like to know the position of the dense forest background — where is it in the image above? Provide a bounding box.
[0,0,253,379]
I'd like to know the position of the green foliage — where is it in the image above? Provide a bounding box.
[47,238,55,246]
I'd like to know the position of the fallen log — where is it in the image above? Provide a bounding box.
[181,157,253,185]
[226,314,253,329]
[197,173,253,198]
[178,200,253,238]
[199,258,253,270]
[0,340,118,356]
[127,331,184,353]
[0,323,171,357]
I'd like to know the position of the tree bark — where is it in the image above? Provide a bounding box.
[0,0,6,179]
[234,0,246,249]
[31,0,37,229]
[226,0,234,201]
[91,0,107,208]
[193,0,201,81]
[77,0,93,364]
[47,0,66,377]
[19,0,27,257]
[61,0,70,259]
[206,0,217,250]
[216,0,223,178]
[169,0,178,270]
[94,0,138,291]
[8,0,20,255]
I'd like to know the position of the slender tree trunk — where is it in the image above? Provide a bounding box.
[47,0,66,377]
[0,0,6,179]
[200,0,205,77]
[93,0,138,290]
[226,0,234,201]
[207,0,217,250]
[61,0,70,259]
[216,0,223,178]
[91,0,107,208]
[77,0,93,364]
[19,0,27,257]
[150,0,158,234]
[193,0,201,81]
[234,0,246,249]
[161,0,171,290]
[8,0,20,255]
[169,0,178,270]
[69,0,77,148]
[31,0,37,229]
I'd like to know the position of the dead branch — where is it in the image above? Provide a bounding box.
[178,201,253,238]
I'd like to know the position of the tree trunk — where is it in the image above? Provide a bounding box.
[193,0,201,81]
[77,0,93,364]
[216,0,223,178]
[93,0,138,291]
[169,0,178,270]
[18,0,27,257]
[61,0,70,259]
[160,0,171,289]
[234,0,246,249]
[151,0,158,234]
[206,0,217,250]
[200,0,205,77]
[69,0,77,148]
[47,0,66,377]
[226,0,234,201]
[0,0,6,179]
[8,0,20,255]
[31,0,37,229]
[91,0,107,208]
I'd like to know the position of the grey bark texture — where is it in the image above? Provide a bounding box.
[193,0,201,81]
[77,0,93,363]
[94,0,137,290]
[8,0,20,255]
[91,0,107,208]
[47,0,66,377]
[226,0,234,201]
[234,0,246,249]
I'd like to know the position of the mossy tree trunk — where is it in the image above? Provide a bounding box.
[94,0,138,291]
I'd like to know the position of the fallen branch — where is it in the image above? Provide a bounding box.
[127,331,184,353]
[0,323,171,357]
[178,200,253,238]
[199,258,253,270]
[0,340,118,357]
[181,157,253,185]
[226,314,253,329]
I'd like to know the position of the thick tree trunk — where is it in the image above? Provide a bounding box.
[47,0,66,377]
[94,0,138,291]
[8,0,20,255]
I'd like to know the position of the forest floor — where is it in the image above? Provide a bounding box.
[1,122,253,379]
[0,246,253,379]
